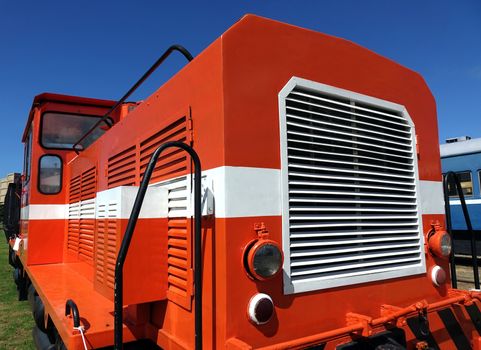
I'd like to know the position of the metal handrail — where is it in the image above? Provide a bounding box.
[72,45,194,152]
[65,299,81,328]
[114,141,202,350]
[443,171,480,289]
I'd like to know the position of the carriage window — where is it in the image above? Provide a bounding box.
[38,155,62,194]
[447,171,473,197]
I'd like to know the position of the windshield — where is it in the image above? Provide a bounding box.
[41,112,107,150]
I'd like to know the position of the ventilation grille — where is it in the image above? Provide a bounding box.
[96,202,118,289]
[280,80,424,293]
[108,146,136,188]
[140,116,188,183]
[103,115,191,307]
[67,167,97,265]
[155,176,192,304]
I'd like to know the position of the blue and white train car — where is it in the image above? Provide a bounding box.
[440,136,481,254]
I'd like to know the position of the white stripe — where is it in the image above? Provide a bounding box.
[203,167,281,218]
[418,180,445,215]
[449,198,481,205]
[95,186,168,219]
[21,167,445,220]
[23,204,67,220]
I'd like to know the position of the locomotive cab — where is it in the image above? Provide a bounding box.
[18,93,121,265]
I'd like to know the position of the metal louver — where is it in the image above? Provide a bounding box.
[279,77,425,294]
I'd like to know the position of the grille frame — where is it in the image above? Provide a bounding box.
[279,77,426,295]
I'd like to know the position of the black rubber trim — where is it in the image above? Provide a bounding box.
[437,308,472,350]
[465,303,481,335]
[406,315,440,350]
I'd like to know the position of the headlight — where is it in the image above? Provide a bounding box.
[428,230,452,259]
[244,240,283,280]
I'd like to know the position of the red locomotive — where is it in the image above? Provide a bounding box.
[5,14,481,350]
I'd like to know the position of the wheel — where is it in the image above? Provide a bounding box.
[33,296,46,332]
[28,284,38,311]
[13,267,21,286]
[32,326,56,350]
[8,245,17,268]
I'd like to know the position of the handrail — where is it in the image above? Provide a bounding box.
[72,45,194,153]
[443,171,480,289]
[114,141,202,350]
[65,299,81,328]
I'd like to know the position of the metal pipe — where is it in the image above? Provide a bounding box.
[72,45,194,152]
[114,141,202,350]
[443,172,458,288]
[443,171,480,289]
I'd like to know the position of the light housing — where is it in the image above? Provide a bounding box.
[430,265,447,286]
[244,239,283,281]
[428,230,452,259]
[247,293,274,325]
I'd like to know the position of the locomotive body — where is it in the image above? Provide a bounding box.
[10,15,481,350]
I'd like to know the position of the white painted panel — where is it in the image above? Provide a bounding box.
[419,180,445,214]
[27,204,67,220]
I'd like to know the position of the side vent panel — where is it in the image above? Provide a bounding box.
[95,202,118,290]
[101,114,191,307]
[108,145,136,188]
[139,116,188,183]
[67,167,97,265]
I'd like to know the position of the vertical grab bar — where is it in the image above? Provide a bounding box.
[443,171,480,289]
[114,141,202,350]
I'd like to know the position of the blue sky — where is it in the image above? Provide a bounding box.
[1,1,480,177]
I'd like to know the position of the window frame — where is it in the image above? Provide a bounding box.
[37,154,63,195]
[447,170,473,198]
[478,169,481,197]
[23,124,33,184]
[39,111,110,150]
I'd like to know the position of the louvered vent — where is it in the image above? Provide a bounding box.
[279,78,425,294]
[143,115,192,309]
[108,146,136,188]
[96,202,118,289]
[140,116,188,183]
[161,176,191,302]
[67,167,97,265]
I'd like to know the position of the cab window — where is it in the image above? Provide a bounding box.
[41,112,107,150]
[38,155,62,194]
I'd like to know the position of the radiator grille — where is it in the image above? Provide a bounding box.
[280,78,425,294]
[67,167,97,265]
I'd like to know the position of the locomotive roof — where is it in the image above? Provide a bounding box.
[440,137,481,158]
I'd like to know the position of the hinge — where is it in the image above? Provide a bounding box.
[187,107,194,144]
[416,134,420,158]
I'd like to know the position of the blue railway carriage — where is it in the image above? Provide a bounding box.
[440,136,481,254]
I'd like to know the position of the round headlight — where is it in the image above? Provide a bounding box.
[428,231,452,259]
[245,240,283,280]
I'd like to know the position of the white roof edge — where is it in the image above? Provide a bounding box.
[440,137,481,158]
